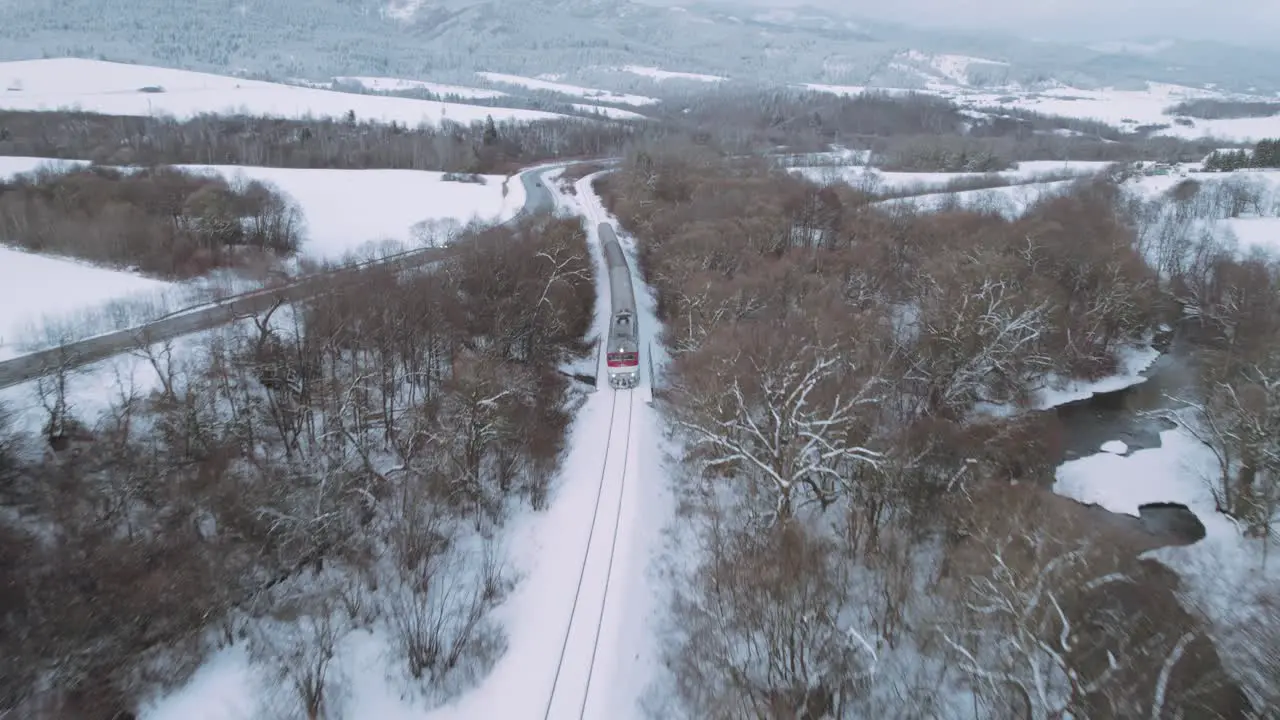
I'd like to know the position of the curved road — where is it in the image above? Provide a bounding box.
[0,166,558,389]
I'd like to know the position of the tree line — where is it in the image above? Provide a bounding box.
[0,164,303,278]
[0,86,1230,180]
[0,214,596,718]
[1168,99,1280,120]
[595,144,1267,718]
[646,86,1226,170]
[0,109,648,175]
[1204,138,1280,171]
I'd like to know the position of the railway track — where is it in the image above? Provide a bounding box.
[541,385,636,720]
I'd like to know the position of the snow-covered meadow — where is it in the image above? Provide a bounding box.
[617,65,726,83]
[475,72,659,107]
[802,74,1280,143]
[0,246,176,362]
[790,160,1117,218]
[331,76,507,100]
[0,156,525,359]
[0,58,569,126]
[789,159,1115,191]
[170,164,526,261]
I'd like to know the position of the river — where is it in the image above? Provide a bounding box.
[1046,323,1252,715]
[1053,324,1208,544]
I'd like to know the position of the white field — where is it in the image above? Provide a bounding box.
[0,247,174,361]
[0,58,569,126]
[135,167,675,720]
[791,159,1114,191]
[792,160,1114,218]
[568,103,649,121]
[172,164,526,261]
[331,76,508,99]
[476,71,659,107]
[0,157,527,359]
[618,65,726,83]
[1126,169,1280,256]
[0,155,90,178]
[801,76,1280,143]
[952,82,1280,143]
[876,180,1077,218]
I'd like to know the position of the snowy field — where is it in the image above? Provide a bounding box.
[617,65,726,83]
[476,72,659,107]
[874,179,1076,217]
[0,155,90,178]
[0,58,569,126]
[0,246,174,361]
[1126,169,1280,257]
[171,164,526,261]
[0,157,526,359]
[802,75,1280,142]
[791,160,1114,191]
[790,160,1114,219]
[330,76,507,99]
[568,103,649,121]
[952,82,1280,143]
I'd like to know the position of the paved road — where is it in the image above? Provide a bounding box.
[0,165,560,389]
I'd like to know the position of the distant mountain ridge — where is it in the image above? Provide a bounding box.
[0,0,1276,93]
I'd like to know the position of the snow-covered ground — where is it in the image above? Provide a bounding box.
[1032,345,1161,410]
[951,82,1280,143]
[568,103,649,121]
[331,76,507,99]
[0,155,90,179]
[800,75,1280,142]
[1223,216,1280,255]
[0,58,568,126]
[476,72,659,107]
[172,164,526,261]
[0,246,174,361]
[876,179,1079,217]
[790,160,1113,219]
[0,157,525,357]
[617,65,725,83]
[791,160,1114,191]
[1125,169,1280,257]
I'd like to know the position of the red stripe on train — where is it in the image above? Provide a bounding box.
[607,359,639,367]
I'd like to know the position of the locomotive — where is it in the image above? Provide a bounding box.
[600,223,640,390]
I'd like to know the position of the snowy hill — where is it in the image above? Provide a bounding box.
[1,0,1278,93]
[0,59,569,126]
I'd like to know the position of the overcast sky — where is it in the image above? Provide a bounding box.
[726,0,1279,46]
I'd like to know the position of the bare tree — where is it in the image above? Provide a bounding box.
[250,590,349,720]
[672,316,884,520]
[668,517,880,719]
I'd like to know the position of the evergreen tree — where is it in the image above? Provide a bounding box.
[483,115,499,146]
[1253,138,1280,168]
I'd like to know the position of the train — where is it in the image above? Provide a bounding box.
[600,222,640,390]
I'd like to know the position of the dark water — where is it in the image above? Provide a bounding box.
[1138,502,1208,543]
[1055,329,1197,462]
[1047,330,1250,714]
[1052,325,1208,547]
